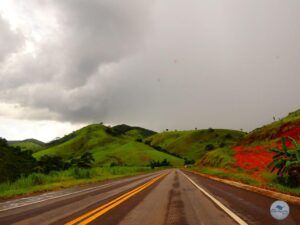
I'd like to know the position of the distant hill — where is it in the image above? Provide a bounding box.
[34,124,183,167]
[9,139,45,152]
[239,109,300,146]
[145,129,245,161]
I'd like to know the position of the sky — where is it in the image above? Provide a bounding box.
[0,0,300,142]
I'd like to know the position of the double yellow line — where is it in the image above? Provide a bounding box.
[65,173,166,225]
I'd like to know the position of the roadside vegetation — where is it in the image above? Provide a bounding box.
[145,128,245,161]
[0,124,180,199]
[0,166,154,199]
[2,109,300,198]
[33,124,183,167]
[180,110,300,196]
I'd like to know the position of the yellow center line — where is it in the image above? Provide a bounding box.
[65,173,167,225]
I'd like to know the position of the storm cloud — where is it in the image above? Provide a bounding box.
[1,0,300,141]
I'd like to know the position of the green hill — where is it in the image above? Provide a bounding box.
[145,129,246,161]
[9,139,45,152]
[239,109,300,146]
[34,124,183,167]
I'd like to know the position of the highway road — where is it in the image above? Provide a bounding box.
[0,169,299,225]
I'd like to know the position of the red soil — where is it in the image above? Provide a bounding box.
[234,126,300,172]
[233,145,274,171]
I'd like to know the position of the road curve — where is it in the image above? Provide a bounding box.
[0,169,299,225]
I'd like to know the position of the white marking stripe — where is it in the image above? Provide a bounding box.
[0,183,113,212]
[180,170,248,225]
[0,173,161,212]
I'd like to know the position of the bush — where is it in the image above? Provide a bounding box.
[71,168,92,179]
[269,137,300,187]
[149,159,171,169]
[37,155,65,174]
[208,128,215,132]
[224,134,232,139]
[219,142,226,148]
[205,144,215,151]
[0,139,37,183]
[184,158,195,165]
[71,152,95,169]
[28,173,47,185]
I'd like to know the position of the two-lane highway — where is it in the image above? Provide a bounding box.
[0,169,299,225]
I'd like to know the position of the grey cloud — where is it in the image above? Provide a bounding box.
[1,0,300,133]
[0,15,22,63]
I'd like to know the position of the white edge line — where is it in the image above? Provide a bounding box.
[180,170,248,225]
[0,172,161,212]
[0,183,112,212]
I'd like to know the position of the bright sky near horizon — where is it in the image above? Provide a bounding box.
[0,0,300,142]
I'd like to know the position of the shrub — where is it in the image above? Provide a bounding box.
[269,137,300,187]
[71,168,92,179]
[208,128,215,132]
[224,134,232,139]
[149,159,171,169]
[205,144,215,151]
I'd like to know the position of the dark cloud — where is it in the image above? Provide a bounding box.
[1,0,300,134]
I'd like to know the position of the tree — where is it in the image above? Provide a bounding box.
[71,152,95,168]
[0,138,37,182]
[37,155,65,174]
[205,144,215,151]
[269,137,300,187]
[149,159,171,169]
[184,158,195,165]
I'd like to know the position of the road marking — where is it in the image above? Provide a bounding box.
[65,173,166,225]
[0,173,160,212]
[180,170,248,225]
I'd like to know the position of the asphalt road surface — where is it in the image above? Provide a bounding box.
[0,169,299,225]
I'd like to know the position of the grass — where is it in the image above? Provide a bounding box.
[240,109,300,145]
[11,141,44,152]
[0,166,156,199]
[192,167,258,185]
[33,124,184,167]
[261,172,300,196]
[199,147,235,167]
[190,167,300,196]
[145,129,245,160]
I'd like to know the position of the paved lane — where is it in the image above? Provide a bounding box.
[182,170,300,225]
[0,169,299,225]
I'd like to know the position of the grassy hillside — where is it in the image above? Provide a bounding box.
[187,110,300,195]
[239,109,300,146]
[231,109,300,174]
[145,129,245,161]
[10,139,45,152]
[34,124,183,167]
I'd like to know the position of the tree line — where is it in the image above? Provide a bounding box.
[0,138,94,183]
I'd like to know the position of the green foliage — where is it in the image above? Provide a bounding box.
[205,144,215,151]
[269,137,300,187]
[34,124,183,167]
[37,155,66,174]
[71,152,95,168]
[105,124,156,138]
[200,147,235,167]
[10,139,44,152]
[145,129,245,161]
[0,138,37,183]
[184,158,195,165]
[149,159,171,169]
[46,132,76,147]
[0,166,153,198]
[195,167,258,185]
[240,109,300,145]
